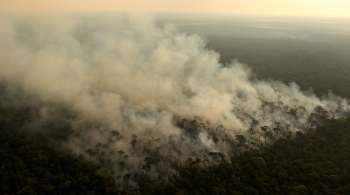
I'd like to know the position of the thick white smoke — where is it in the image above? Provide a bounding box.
[0,14,349,182]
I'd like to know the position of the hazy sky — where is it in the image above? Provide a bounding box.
[1,0,350,17]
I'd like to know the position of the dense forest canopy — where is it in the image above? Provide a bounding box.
[1,82,350,194]
[1,15,350,195]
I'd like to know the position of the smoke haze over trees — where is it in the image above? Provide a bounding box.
[1,14,350,194]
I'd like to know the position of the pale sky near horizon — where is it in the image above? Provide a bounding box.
[1,0,350,17]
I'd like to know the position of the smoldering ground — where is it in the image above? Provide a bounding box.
[0,14,349,185]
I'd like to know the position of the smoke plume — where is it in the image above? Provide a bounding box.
[0,14,349,184]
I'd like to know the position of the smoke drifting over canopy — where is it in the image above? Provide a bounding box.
[0,14,349,183]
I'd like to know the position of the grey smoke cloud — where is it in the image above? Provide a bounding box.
[0,14,349,182]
